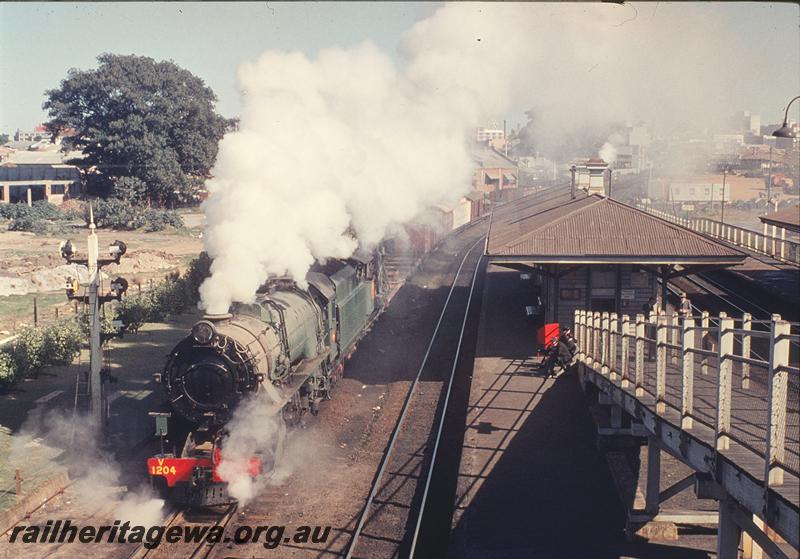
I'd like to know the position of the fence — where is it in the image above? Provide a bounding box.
[0,278,163,335]
[638,204,800,266]
[574,309,800,488]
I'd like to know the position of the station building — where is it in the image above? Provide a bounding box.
[0,164,81,205]
[485,179,747,327]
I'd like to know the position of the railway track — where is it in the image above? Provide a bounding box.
[344,236,485,559]
[127,504,237,559]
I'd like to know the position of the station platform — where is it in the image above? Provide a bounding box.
[448,264,628,558]
[715,251,800,318]
[448,263,732,558]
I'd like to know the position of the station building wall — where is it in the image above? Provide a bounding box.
[543,264,657,330]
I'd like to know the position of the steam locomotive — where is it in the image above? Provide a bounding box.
[147,253,386,505]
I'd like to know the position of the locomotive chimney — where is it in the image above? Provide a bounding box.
[203,313,232,323]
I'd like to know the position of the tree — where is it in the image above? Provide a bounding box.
[0,133,10,144]
[43,54,236,206]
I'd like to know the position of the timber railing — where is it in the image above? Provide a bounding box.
[574,309,800,487]
[637,204,800,266]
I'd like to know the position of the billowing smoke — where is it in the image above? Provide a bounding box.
[215,392,284,504]
[9,409,164,526]
[199,3,762,312]
[599,132,625,164]
[216,391,328,505]
[599,142,618,165]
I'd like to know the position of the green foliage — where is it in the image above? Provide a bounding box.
[184,252,212,302]
[2,201,72,234]
[0,133,9,144]
[0,351,16,389]
[0,319,82,388]
[10,325,46,377]
[44,53,235,206]
[114,255,209,333]
[0,200,61,221]
[111,176,148,203]
[114,295,154,334]
[42,319,83,366]
[89,198,183,231]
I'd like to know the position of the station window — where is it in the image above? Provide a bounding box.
[51,184,65,195]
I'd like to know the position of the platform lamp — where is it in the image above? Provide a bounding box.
[771,95,800,139]
[770,95,800,213]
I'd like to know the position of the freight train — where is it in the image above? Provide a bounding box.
[147,253,386,505]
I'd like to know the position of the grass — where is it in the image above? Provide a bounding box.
[0,291,71,333]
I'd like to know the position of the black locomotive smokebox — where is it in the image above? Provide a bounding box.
[203,313,232,322]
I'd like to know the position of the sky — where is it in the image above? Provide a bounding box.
[0,2,798,134]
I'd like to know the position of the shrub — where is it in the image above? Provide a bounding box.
[10,325,46,377]
[115,295,155,334]
[42,319,83,366]
[143,208,184,231]
[0,351,16,389]
[2,201,70,234]
[152,273,193,316]
[89,198,183,231]
[111,176,148,203]
[90,197,146,229]
[114,271,197,333]
[184,252,212,302]
[8,214,53,234]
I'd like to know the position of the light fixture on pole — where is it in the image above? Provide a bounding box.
[772,95,799,138]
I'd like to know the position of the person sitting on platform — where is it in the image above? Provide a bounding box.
[543,327,579,378]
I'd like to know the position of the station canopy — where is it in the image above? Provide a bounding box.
[486,185,746,276]
[759,204,800,234]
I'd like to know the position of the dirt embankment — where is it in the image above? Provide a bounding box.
[0,222,204,297]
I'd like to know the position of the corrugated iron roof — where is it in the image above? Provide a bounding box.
[473,145,517,169]
[487,184,746,263]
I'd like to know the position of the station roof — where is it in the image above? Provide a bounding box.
[486,185,747,266]
[0,164,80,182]
[472,145,517,169]
[759,205,800,234]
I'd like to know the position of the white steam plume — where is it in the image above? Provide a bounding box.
[9,409,164,527]
[200,2,759,313]
[216,391,328,505]
[599,142,618,164]
[599,132,625,164]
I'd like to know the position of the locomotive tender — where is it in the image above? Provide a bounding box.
[148,253,385,505]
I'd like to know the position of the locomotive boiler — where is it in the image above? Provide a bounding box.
[147,254,385,505]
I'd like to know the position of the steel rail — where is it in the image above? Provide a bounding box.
[409,242,483,557]
[189,503,237,559]
[344,236,485,559]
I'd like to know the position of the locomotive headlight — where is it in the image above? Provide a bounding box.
[191,321,216,344]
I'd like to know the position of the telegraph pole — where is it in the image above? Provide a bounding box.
[87,206,103,425]
[721,165,728,224]
[766,144,773,215]
[60,206,128,431]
